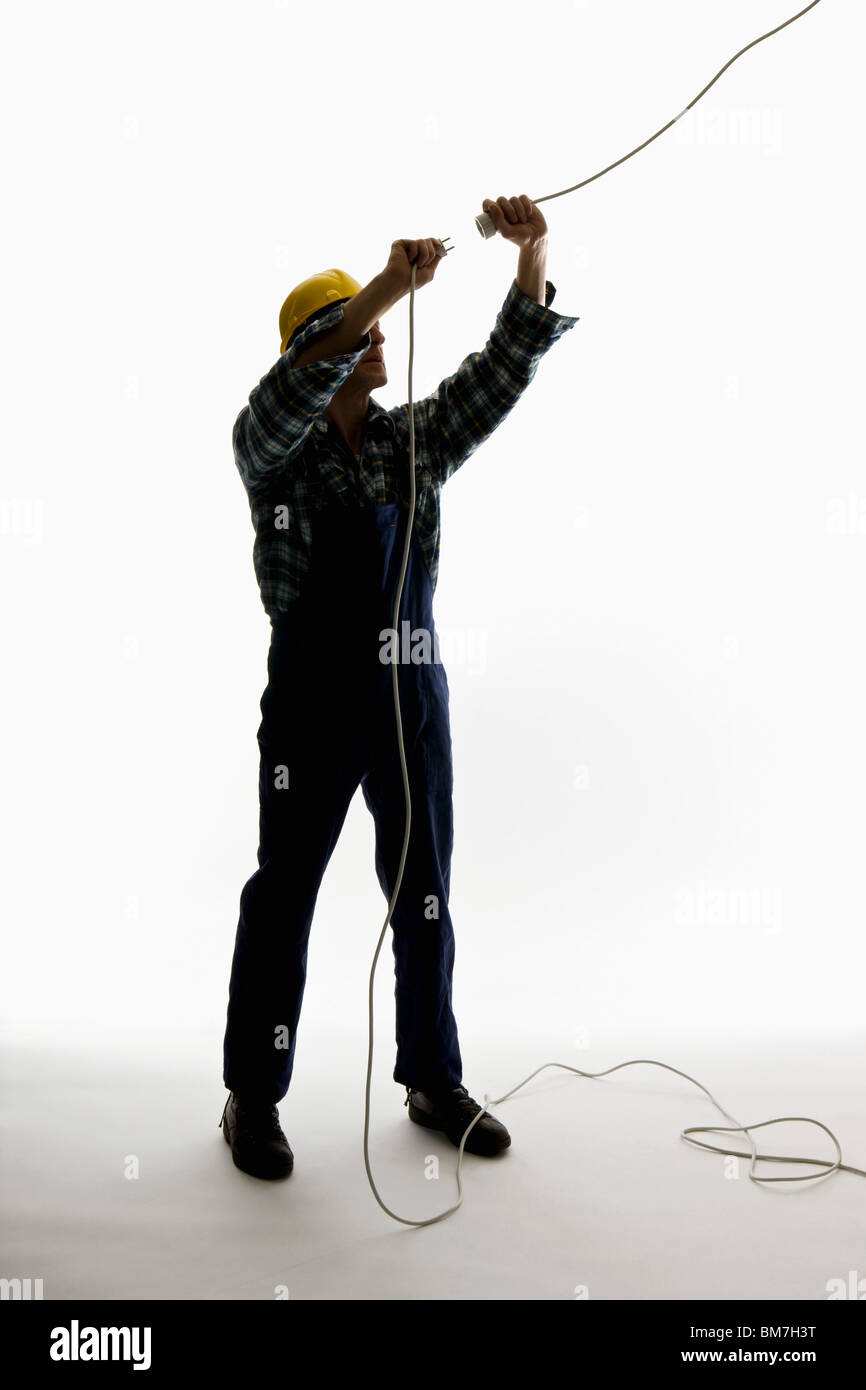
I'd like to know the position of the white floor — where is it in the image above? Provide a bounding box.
[2,1020,863,1302]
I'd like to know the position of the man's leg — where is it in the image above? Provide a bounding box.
[223,622,364,1105]
[360,661,463,1095]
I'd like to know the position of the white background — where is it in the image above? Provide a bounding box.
[2,0,864,1301]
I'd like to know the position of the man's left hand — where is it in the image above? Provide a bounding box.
[481,195,548,247]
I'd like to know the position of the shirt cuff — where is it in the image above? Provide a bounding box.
[491,277,579,371]
[505,277,580,341]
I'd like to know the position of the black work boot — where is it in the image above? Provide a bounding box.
[219,1092,294,1180]
[405,1084,511,1156]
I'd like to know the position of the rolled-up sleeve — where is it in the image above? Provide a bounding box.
[233,303,372,491]
[397,278,579,484]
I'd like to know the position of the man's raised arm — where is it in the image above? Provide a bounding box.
[233,240,446,490]
[393,196,579,484]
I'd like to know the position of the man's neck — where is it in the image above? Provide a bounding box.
[325,391,370,458]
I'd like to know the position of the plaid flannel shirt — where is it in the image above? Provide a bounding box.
[233,276,579,616]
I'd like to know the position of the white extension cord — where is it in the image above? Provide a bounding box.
[361,0,865,1228]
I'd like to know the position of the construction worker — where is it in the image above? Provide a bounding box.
[221,195,579,1179]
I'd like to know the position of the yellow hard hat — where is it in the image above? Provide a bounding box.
[279,267,363,355]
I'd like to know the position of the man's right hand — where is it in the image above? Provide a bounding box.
[292,240,445,370]
[384,239,447,295]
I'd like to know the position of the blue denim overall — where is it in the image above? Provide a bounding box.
[223,498,463,1103]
